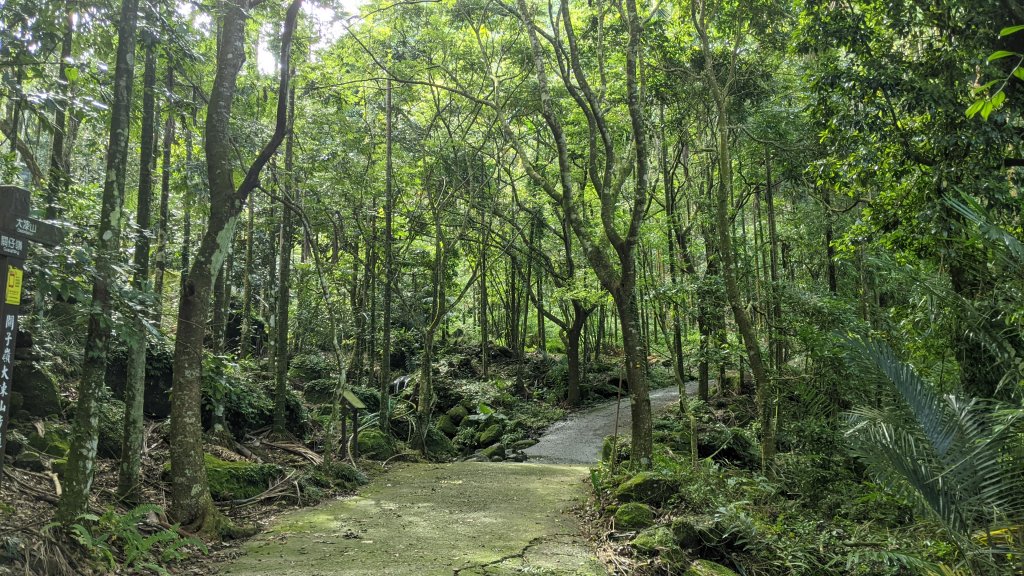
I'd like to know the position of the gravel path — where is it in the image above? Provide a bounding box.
[524,383,694,464]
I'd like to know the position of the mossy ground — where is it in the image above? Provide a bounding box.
[216,462,606,575]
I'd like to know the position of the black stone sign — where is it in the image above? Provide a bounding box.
[0,185,62,485]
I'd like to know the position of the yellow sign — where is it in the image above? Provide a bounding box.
[5,266,22,305]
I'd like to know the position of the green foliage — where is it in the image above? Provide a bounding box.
[845,336,1024,571]
[53,504,206,575]
[288,353,333,382]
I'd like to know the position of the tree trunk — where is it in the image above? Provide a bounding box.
[380,78,394,427]
[565,300,588,406]
[170,0,301,529]
[58,0,139,523]
[712,96,773,470]
[153,66,174,326]
[118,30,158,503]
[44,11,74,220]
[273,86,296,435]
[239,186,255,357]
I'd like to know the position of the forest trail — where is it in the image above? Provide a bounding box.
[525,384,689,464]
[216,387,686,575]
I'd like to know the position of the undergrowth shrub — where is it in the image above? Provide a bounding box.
[52,504,206,575]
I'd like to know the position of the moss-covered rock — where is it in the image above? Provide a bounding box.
[698,425,759,468]
[437,414,459,437]
[632,526,675,554]
[446,404,469,425]
[509,439,538,450]
[27,428,69,458]
[51,458,67,477]
[601,435,630,463]
[97,398,126,458]
[357,429,398,460]
[3,430,26,457]
[301,461,367,493]
[614,502,654,531]
[425,428,455,457]
[12,361,61,417]
[478,423,504,446]
[615,471,681,506]
[13,452,45,472]
[302,379,336,404]
[684,559,738,576]
[671,515,714,549]
[480,443,505,460]
[203,454,283,501]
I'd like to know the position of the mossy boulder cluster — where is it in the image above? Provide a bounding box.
[429,402,528,462]
[203,454,284,502]
[595,415,755,575]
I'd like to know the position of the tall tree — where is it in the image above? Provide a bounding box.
[58,0,140,522]
[169,0,302,530]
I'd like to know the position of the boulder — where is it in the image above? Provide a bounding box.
[634,525,689,568]
[615,472,681,506]
[51,458,68,477]
[478,423,504,446]
[480,443,505,460]
[357,429,398,460]
[684,560,738,576]
[437,414,459,437]
[614,502,654,531]
[202,454,283,501]
[97,399,126,458]
[509,439,538,450]
[671,516,714,549]
[106,341,174,418]
[601,435,630,463]
[27,428,69,458]
[632,526,675,554]
[3,430,26,457]
[13,452,45,473]
[446,404,469,425]
[424,428,455,457]
[11,361,61,417]
[698,425,759,468]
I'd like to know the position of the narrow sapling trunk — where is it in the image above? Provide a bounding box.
[153,66,175,325]
[119,29,159,503]
[273,86,296,435]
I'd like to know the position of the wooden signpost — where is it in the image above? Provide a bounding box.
[0,185,64,484]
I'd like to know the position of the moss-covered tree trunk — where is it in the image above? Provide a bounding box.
[58,0,139,523]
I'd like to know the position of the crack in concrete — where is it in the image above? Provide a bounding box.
[451,533,577,575]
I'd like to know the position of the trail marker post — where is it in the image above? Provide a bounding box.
[0,185,64,485]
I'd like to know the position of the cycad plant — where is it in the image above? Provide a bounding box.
[845,336,1024,574]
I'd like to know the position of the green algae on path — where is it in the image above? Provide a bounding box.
[216,461,607,576]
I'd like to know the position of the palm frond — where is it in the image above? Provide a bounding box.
[844,335,1024,568]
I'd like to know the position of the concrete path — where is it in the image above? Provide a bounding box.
[524,384,690,464]
[216,386,691,575]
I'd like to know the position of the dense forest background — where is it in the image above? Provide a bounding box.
[0,0,1023,573]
